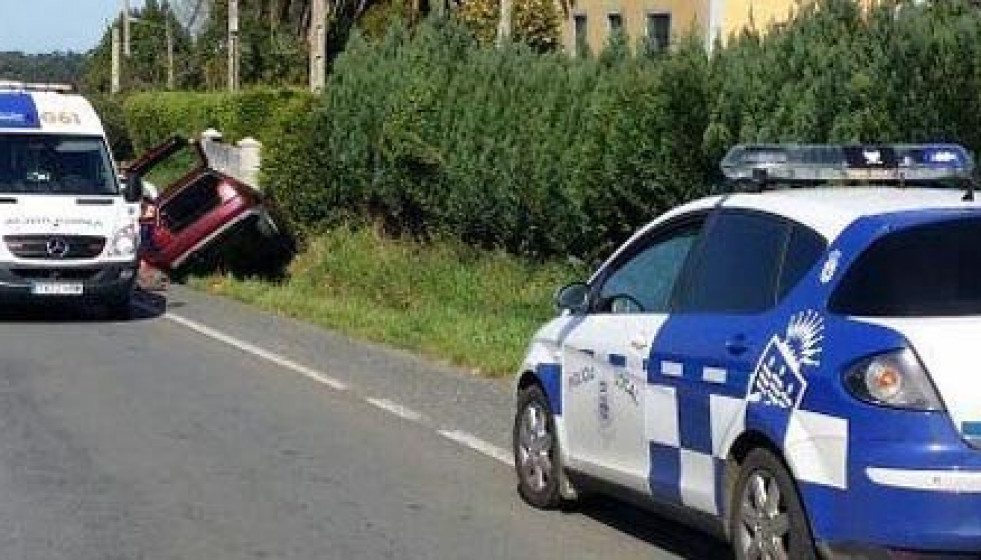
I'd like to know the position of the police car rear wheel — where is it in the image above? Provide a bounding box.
[731,449,815,560]
[514,385,562,509]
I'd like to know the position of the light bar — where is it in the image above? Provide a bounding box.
[721,144,975,185]
[0,80,73,93]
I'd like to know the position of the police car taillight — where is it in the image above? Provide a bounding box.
[843,348,944,411]
[721,143,975,186]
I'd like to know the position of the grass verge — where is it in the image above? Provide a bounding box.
[188,228,584,377]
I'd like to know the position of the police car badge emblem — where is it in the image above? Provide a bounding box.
[747,310,824,409]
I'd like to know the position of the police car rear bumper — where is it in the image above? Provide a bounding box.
[0,262,138,300]
[808,410,981,556]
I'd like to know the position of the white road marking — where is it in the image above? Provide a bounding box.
[139,302,513,467]
[139,305,349,391]
[438,429,512,465]
[366,397,425,422]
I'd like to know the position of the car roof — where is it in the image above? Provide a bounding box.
[657,187,981,242]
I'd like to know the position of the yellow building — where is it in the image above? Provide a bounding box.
[563,0,862,56]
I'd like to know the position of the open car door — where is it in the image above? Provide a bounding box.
[132,135,276,271]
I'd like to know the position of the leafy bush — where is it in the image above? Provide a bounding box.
[122,89,316,152]
[88,94,135,162]
[264,20,712,258]
[705,0,981,158]
[138,1,981,261]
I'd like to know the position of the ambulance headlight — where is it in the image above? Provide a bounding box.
[843,348,943,411]
[109,223,139,257]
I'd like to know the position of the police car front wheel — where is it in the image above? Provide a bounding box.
[730,449,816,560]
[513,385,563,509]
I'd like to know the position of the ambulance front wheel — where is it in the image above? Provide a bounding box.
[730,448,816,560]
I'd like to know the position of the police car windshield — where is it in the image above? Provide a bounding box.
[0,134,118,196]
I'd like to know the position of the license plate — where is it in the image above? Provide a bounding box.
[31,282,84,296]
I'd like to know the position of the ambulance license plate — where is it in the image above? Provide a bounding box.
[31,282,84,296]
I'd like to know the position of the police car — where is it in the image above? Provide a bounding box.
[0,81,142,317]
[514,143,981,558]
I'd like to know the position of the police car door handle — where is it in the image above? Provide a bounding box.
[630,336,650,350]
[726,335,751,356]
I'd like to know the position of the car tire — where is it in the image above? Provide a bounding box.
[513,384,564,509]
[730,448,817,560]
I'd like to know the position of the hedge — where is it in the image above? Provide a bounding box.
[88,94,135,162]
[119,0,981,260]
[122,89,316,152]
[262,20,711,258]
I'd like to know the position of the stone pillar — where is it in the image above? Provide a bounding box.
[237,137,262,188]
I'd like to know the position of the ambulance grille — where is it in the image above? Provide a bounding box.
[4,235,106,260]
[9,268,101,281]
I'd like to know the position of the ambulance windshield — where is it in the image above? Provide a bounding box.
[0,134,118,196]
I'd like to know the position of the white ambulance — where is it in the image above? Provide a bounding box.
[0,82,142,318]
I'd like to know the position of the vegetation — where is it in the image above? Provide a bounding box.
[191,228,583,376]
[0,52,87,85]
[79,0,565,94]
[261,20,710,260]
[122,88,315,152]
[94,0,981,376]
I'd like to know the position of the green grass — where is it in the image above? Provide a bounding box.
[188,228,584,376]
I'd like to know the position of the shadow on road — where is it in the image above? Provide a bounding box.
[569,496,734,559]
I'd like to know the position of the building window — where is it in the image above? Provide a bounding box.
[646,13,671,54]
[574,15,588,56]
[608,13,624,34]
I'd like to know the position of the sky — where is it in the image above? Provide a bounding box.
[0,0,146,54]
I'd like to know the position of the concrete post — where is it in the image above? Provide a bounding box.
[237,137,262,187]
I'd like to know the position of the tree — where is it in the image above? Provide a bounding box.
[0,52,87,85]
[82,0,195,92]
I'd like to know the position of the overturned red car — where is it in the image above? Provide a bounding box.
[127,135,283,273]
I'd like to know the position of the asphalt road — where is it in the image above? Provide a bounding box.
[0,286,730,560]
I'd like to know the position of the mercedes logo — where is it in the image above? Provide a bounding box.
[45,237,70,259]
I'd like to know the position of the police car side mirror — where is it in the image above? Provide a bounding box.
[555,282,590,314]
[124,171,143,203]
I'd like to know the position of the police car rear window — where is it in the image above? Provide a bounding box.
[830,218,981,316]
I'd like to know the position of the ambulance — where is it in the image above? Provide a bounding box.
[0,82,141,318]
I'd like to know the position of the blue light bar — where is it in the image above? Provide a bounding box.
[721,144,975,184]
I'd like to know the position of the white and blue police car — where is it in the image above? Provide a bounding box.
[0,81,142,317]
[514,143,981,559]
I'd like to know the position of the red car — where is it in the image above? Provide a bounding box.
[127,136,281,272]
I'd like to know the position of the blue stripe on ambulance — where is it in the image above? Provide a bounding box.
[0,93,41,129]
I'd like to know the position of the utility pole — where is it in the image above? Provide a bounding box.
[228,0,240,92]
[122,0,132,57]
[111,24,122,94]
[496,0,512,46]
[166,16,175,90]
[310,0,326,93]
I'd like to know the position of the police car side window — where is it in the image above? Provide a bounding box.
[777,225,826,301]
[597,222,702,314]
[676,212,789,314]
